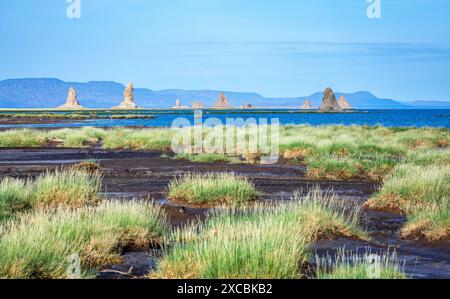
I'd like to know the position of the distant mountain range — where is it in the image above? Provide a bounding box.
[0,78,448,109]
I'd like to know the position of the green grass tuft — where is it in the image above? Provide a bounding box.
[166,173,260,205]
[0,169,102,221]
[0,201,167,279]
[316,250,406,279]
[153,189,365,279]
[0,178,32,221]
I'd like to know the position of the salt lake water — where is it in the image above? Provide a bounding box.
[0,109,449,129]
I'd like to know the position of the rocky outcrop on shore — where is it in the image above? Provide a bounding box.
[301,98,313,109]
[214,92,232,108]
[318,88,343,112]
[58,87,84,109]
[173,98,189,109]
[112,83,140,109]
[240,103,253,109]
[192,101,204,109]
[338,95,352,110]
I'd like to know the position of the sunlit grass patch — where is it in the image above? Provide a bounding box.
[365,164,449,242]
[32,169,102,208]
[306,157,362,181]
[152,190,365,279]
[47,127,106,147]
[166,173,260,205]
[401,204,450,242]
[0,169,101,221]
[0,129,47,147]
[305,154,396,181]
[0,201,167,279]
[315,250,406,279]
[102,128,174,151]
[364,164,449,214]
[405,149,450,166]
[0,178,32,221]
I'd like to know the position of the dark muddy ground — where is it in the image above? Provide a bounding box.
[0,148,448,279]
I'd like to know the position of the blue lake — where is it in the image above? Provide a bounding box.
[0,109,449,129]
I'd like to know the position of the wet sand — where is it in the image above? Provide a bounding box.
[0,147,448,279]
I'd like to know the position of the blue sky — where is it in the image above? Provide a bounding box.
[0,0,449,101]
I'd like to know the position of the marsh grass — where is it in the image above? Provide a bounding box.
[365,164,449,214]
[0,178,32,221]
[166,173,260,205]
[152,189,365,279]
[0,169,101,220]
[315,250,406,279]
[32,169,102,208]
[0,129,48,147]
[401,203,450,242]
[47,127,106,147]
[0,201,167,278]
[102,128,174,151]
[365,164,450,241]
[280,125,447,181]
[0,125,448,242]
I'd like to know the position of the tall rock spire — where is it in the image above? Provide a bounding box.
[112,82,140,109]
[318,88,343,112]
[214,92,232,108]
[338,95,352,110]
[58,87,84,109]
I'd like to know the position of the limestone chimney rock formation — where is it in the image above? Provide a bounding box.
[58,87,84,109]
[338,95,352,110]
[192,101,204,109]
[112,83,140,109]
[301,98,313,109]
[214,92,232,108]
[240,103,253,109]
[318,88,343,112]
[173,98,189,109]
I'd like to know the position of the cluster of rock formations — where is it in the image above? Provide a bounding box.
[59,83,141,110]
[57,84,351,112]
[58,87,84,109]
[112,83,140,109]
[308,88,353,112]
[214,92,232,108]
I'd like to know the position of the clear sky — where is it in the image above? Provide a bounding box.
[1,0,449,101]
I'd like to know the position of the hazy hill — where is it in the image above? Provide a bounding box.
[0,78,412,109]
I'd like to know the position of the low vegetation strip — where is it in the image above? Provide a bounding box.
[0,201,167,279]
[166,173,260,205]
[0,113,155,120]
[152,190,366,279]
